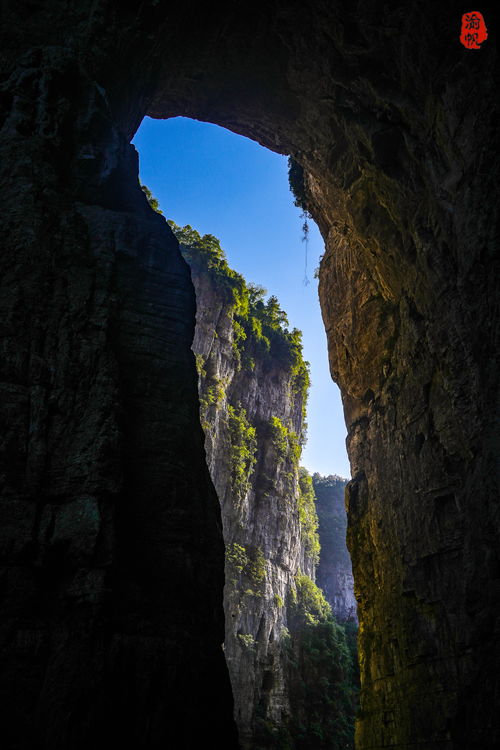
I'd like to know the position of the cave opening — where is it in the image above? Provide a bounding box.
[2,3,497,748]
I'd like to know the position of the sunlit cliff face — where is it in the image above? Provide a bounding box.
[1,2,497,748]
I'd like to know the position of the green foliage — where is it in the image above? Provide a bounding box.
[199,375,226,432]
[248,545,266,583]
[231,318,247,365]
[269,416,289,460]
[243,588,262,598]
[226,542,248,573]
[275,571,358,748]
[285,619,358,750]
[226,543,267,587]
[256,582,359,750]
[238,633,256,649]
[227,403,257,500]
[199,377,225,411]
[274,593,284,609]
[194,353,206,377]
[291,573,332,627]
[141,184,163,215]
[280,626,291,644]
[287,328,311,399]
[169,221,247,306]
[298,468,321,566]
[269,416,301,467]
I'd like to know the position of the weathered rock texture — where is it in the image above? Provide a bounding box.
[0,2,498,749]
[180,230,358,749]
[176,226,316,747]
[313,474,357,622]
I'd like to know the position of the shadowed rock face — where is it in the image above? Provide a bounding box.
[0,2,498,749]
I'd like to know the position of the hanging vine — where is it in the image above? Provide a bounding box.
[301,209,311,286]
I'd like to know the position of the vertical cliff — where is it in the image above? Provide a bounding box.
[313,474,357,623]
[171,221,357,749]
[172,221,310,744]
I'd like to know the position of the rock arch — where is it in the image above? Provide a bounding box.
[0,2,497,748]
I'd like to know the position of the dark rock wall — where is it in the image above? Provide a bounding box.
[1,2,498,748]
[0,9,237,749]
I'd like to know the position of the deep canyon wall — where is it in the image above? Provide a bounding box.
[178,222,312,746]
[0,2,498,749]
[174,222,357,749]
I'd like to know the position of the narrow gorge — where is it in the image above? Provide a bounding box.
[172,220,358,748]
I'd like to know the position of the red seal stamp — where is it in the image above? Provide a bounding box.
[460,11,488,49]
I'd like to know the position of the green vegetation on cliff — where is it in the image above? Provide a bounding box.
[227,404,257,501]
[256,573,358,750]
[141,183,164,214]
[283,617,358,750]
[269,416,301,466]
[297,469,321,566]
[226,542,266,584]
[290,572,331,626]
[169,221,310,404]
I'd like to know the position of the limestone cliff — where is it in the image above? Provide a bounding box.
[172,222,310,744]
[313,474,357,623]
[172,222,357,749]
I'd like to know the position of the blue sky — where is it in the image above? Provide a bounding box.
[132,116,350,479]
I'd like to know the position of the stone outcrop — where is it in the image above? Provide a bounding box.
[313,474,357,623]
[0,3,498,749]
